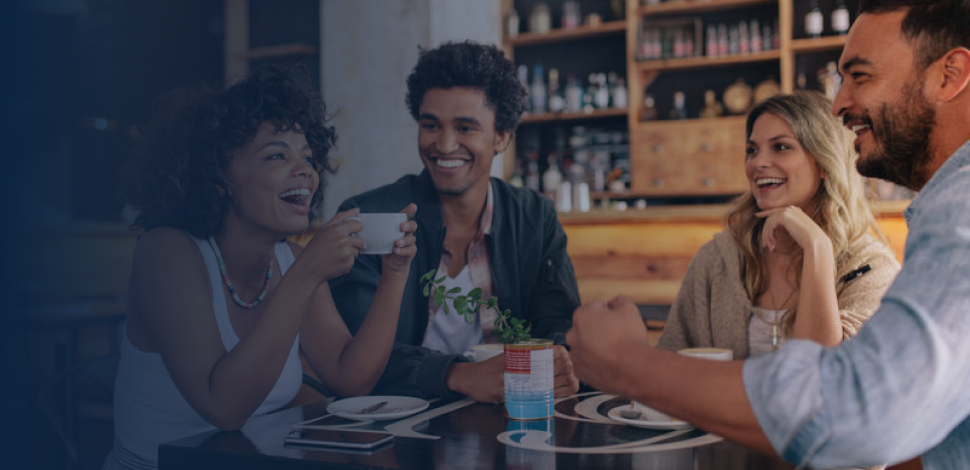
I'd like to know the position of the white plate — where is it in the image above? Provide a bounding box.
[607,404,692,430]
[326,396,430,420]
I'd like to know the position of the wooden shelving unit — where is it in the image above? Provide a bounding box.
[637,0,775,16]
[520,107,628,124]
[507,20,626,47]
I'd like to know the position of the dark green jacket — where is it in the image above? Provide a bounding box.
[330,170,580,399]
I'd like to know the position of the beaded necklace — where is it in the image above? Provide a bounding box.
[208,237,273,309]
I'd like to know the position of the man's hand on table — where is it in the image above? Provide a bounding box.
[446,354,505,404]
[553,345,580,397]
[446,345,580,403]
[565,296,650,396]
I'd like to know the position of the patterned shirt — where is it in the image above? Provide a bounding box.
[426,182,499,344]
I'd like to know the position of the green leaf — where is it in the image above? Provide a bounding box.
[435,275,447,283]
[434,289,444,307]
[468,287,483,298]
[423,284,430,297]
[447,286,462,294]
[454,296,467,313]
[443,302,450,314]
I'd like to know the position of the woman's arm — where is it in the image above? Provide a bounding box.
[759,206,842,346]
[301,204,418,397]
[131,226,348,430]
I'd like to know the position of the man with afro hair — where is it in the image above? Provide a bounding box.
[331,41,581,403]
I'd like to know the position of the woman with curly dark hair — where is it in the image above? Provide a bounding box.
[103,66,417,470]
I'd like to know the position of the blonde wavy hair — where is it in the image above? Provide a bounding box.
[726,91,887,333]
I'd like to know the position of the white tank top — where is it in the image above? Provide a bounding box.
[110,236,302,467]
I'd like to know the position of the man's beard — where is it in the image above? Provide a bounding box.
[855,79,935,191]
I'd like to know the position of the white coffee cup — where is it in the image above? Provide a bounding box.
[350,213,406,255]
[467,343,504,362]
[677,347,733,361]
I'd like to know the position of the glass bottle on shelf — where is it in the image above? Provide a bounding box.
[717,23,729,56]
[805,0,824,38]
[531,64,546,114]
[750,19,762,52]
[640,93,658,122]
[525,156,541,192]
[542,153,563,199]
[612,77,628,109]
[832,0,850,35]
[507,8,520,38]
[706,24,718,57]
[564,74,583,112]
[529,2,551,34]
[547,68,564,113]
[739,21,750,54]
[562,1,580,30]
[669,91,687,120]
[594,73,610,109]
[517,65,529,111]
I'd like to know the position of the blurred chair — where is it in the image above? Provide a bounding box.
[38,353,119,470]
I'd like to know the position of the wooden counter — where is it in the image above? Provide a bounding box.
[562,201,909,306]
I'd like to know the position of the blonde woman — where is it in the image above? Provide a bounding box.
[658,91,899,359]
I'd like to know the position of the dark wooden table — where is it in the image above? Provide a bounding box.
[159,392,794,470]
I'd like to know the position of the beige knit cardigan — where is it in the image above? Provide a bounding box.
[658,230,901,359]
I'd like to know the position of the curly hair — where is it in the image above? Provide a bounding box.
[124,65,336,238]
[405,40,527,134]
[859,0,970,70]
[726,92,891,334]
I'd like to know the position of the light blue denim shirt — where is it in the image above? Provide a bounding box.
[743,138,970,470]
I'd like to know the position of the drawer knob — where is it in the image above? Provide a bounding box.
[651,178,664,187]
[701,142,714,152]
[701,177,714,187]
[651,144,664,154]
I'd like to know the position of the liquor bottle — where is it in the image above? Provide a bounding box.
[739,21,750,54]
[507,8,520,38]
[517,65,530,111]
[750,19,763,52]
[531,64,547,113]
[805,0,824,38]
[832,0,851,35]
[717,23,729,56]
[564,74,583,112]
[640,93,658,122]
[611,77,628,109]
[684,26,695,57]
[542,154,563,199]
[706,24,718,57]
[547,68,564,113]
[594,73,610,109]
[562,1,580,30]
[525,157,541,192]
[669,91,687,120]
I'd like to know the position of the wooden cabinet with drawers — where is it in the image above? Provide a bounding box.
[630,116,747,195]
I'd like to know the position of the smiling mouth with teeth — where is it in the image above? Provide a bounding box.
[435,159,468,168]
[756,177,786,188]
[279,188,312,206]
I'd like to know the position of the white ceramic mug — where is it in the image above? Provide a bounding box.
[677,347,733,361]
[350,213,406,255]
[468,343,504,362]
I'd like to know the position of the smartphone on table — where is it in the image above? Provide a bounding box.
[284,429,394,450]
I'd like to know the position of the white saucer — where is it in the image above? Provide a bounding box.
[607,404,692,430]
[326,395,430,420]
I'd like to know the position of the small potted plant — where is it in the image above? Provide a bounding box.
[421,270,555,420]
